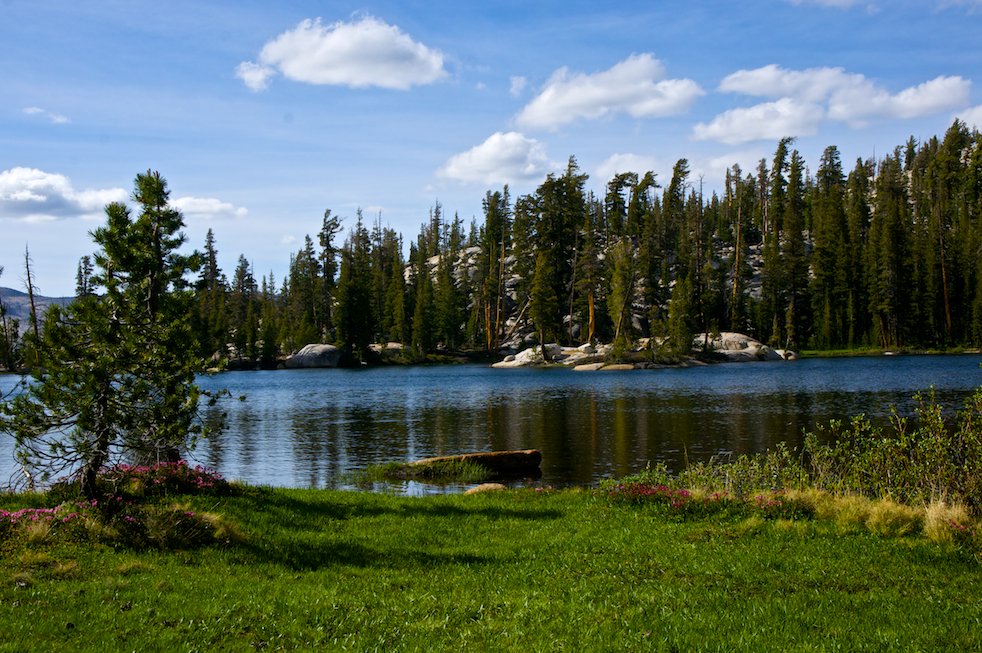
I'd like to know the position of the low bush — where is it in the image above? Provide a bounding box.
[1,462,241,551]
[804,388,982,512]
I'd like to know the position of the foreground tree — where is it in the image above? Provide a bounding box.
[0,170,216,496]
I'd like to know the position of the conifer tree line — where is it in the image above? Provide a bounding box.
[85,120,982,366]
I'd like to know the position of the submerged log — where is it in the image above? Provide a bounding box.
[408,449,542,476]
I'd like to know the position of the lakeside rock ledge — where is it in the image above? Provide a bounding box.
[492,332,795,369]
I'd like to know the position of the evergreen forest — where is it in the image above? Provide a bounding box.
[4,120,982,369]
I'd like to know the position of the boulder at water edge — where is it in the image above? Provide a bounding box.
[464,483,508,495]
[693,332,790,362]
[284,343,342,369]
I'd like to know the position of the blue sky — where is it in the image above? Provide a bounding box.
[2,0,981,296]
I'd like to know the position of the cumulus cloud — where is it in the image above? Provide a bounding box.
[438,131,551,185]
[957,105,982,129]
[696,64,972,143]
[719,64,860,103]
[0,167,126,221]
[235,61,275,92]
[694,99,826,145]
[172,196,248,220]
[594,153,661,183]
[509,76,527,97]
[828,75,970,124]
[515,54,703,131]
[236,16,447,91]
[22,107,70,124]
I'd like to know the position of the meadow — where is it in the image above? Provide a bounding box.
[2,389,982,651]
[1,476,980,651]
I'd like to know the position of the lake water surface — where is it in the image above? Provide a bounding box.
[2,355,981,493]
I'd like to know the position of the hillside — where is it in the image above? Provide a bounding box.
[0,286,73,324]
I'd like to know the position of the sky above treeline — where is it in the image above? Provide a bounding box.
[2,0,982,296]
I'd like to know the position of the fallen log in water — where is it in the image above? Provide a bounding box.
[407,449,542,476]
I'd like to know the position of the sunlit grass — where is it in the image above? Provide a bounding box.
[2,486,981,652]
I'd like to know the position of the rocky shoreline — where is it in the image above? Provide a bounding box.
[492,332,796,370]
[225,331,796,371]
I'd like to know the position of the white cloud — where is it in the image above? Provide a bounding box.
[594,153,661,183]
[693,98,826,145]
[515,53,703,131]
[235,61,276,92]
[719,65,860,103]
[509,76,527,97]
[699,64,972,143]
[172,196,248,220]
[438,131,551,185]
[828,75,971,124]
[957,105,982,129]
[22,106,70,124]
[0,168,126,221]
[236,16,447,91]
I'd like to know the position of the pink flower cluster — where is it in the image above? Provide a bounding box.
[0,498,100,527]
[603,483,697,510]
[101,460,226,496]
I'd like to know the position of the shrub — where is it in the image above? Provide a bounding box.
[0,490,242,551]
[678,443,809,498]
[804,388,982,513]
[95,460,229,499]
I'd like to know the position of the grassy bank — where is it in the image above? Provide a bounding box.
[4,388,982,651]
[2,482,981,652]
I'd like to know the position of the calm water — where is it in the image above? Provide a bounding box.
[2,355,981,492]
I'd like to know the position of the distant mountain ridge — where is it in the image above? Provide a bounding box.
[0,287,73,324]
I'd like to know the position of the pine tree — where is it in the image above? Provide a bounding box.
[844,157,873,346]
[479,188,511,350]
[782,148,809,349]
[868,151,910,348]
[335,213,375,361]
[317,210,343,341]
[1,170,214,496]
[606,238,636,347]
[666,275,693,359]
[760,138,792,345]
[410,232,435,357]
[75,256,95,298]
[530,251,560,360]
[572,198,603,344]
[193,229,227,360]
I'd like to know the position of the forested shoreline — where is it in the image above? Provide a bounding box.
[3,120,982,370]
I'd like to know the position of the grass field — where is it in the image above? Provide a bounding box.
[2,483,980,652]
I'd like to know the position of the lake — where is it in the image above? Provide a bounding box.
[2,354,981,493]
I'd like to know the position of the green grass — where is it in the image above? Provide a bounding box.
[2,485,981,652]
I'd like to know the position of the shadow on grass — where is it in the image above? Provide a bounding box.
[212,486,562,572]
[241,539,494,572]
[221,485,562,525]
